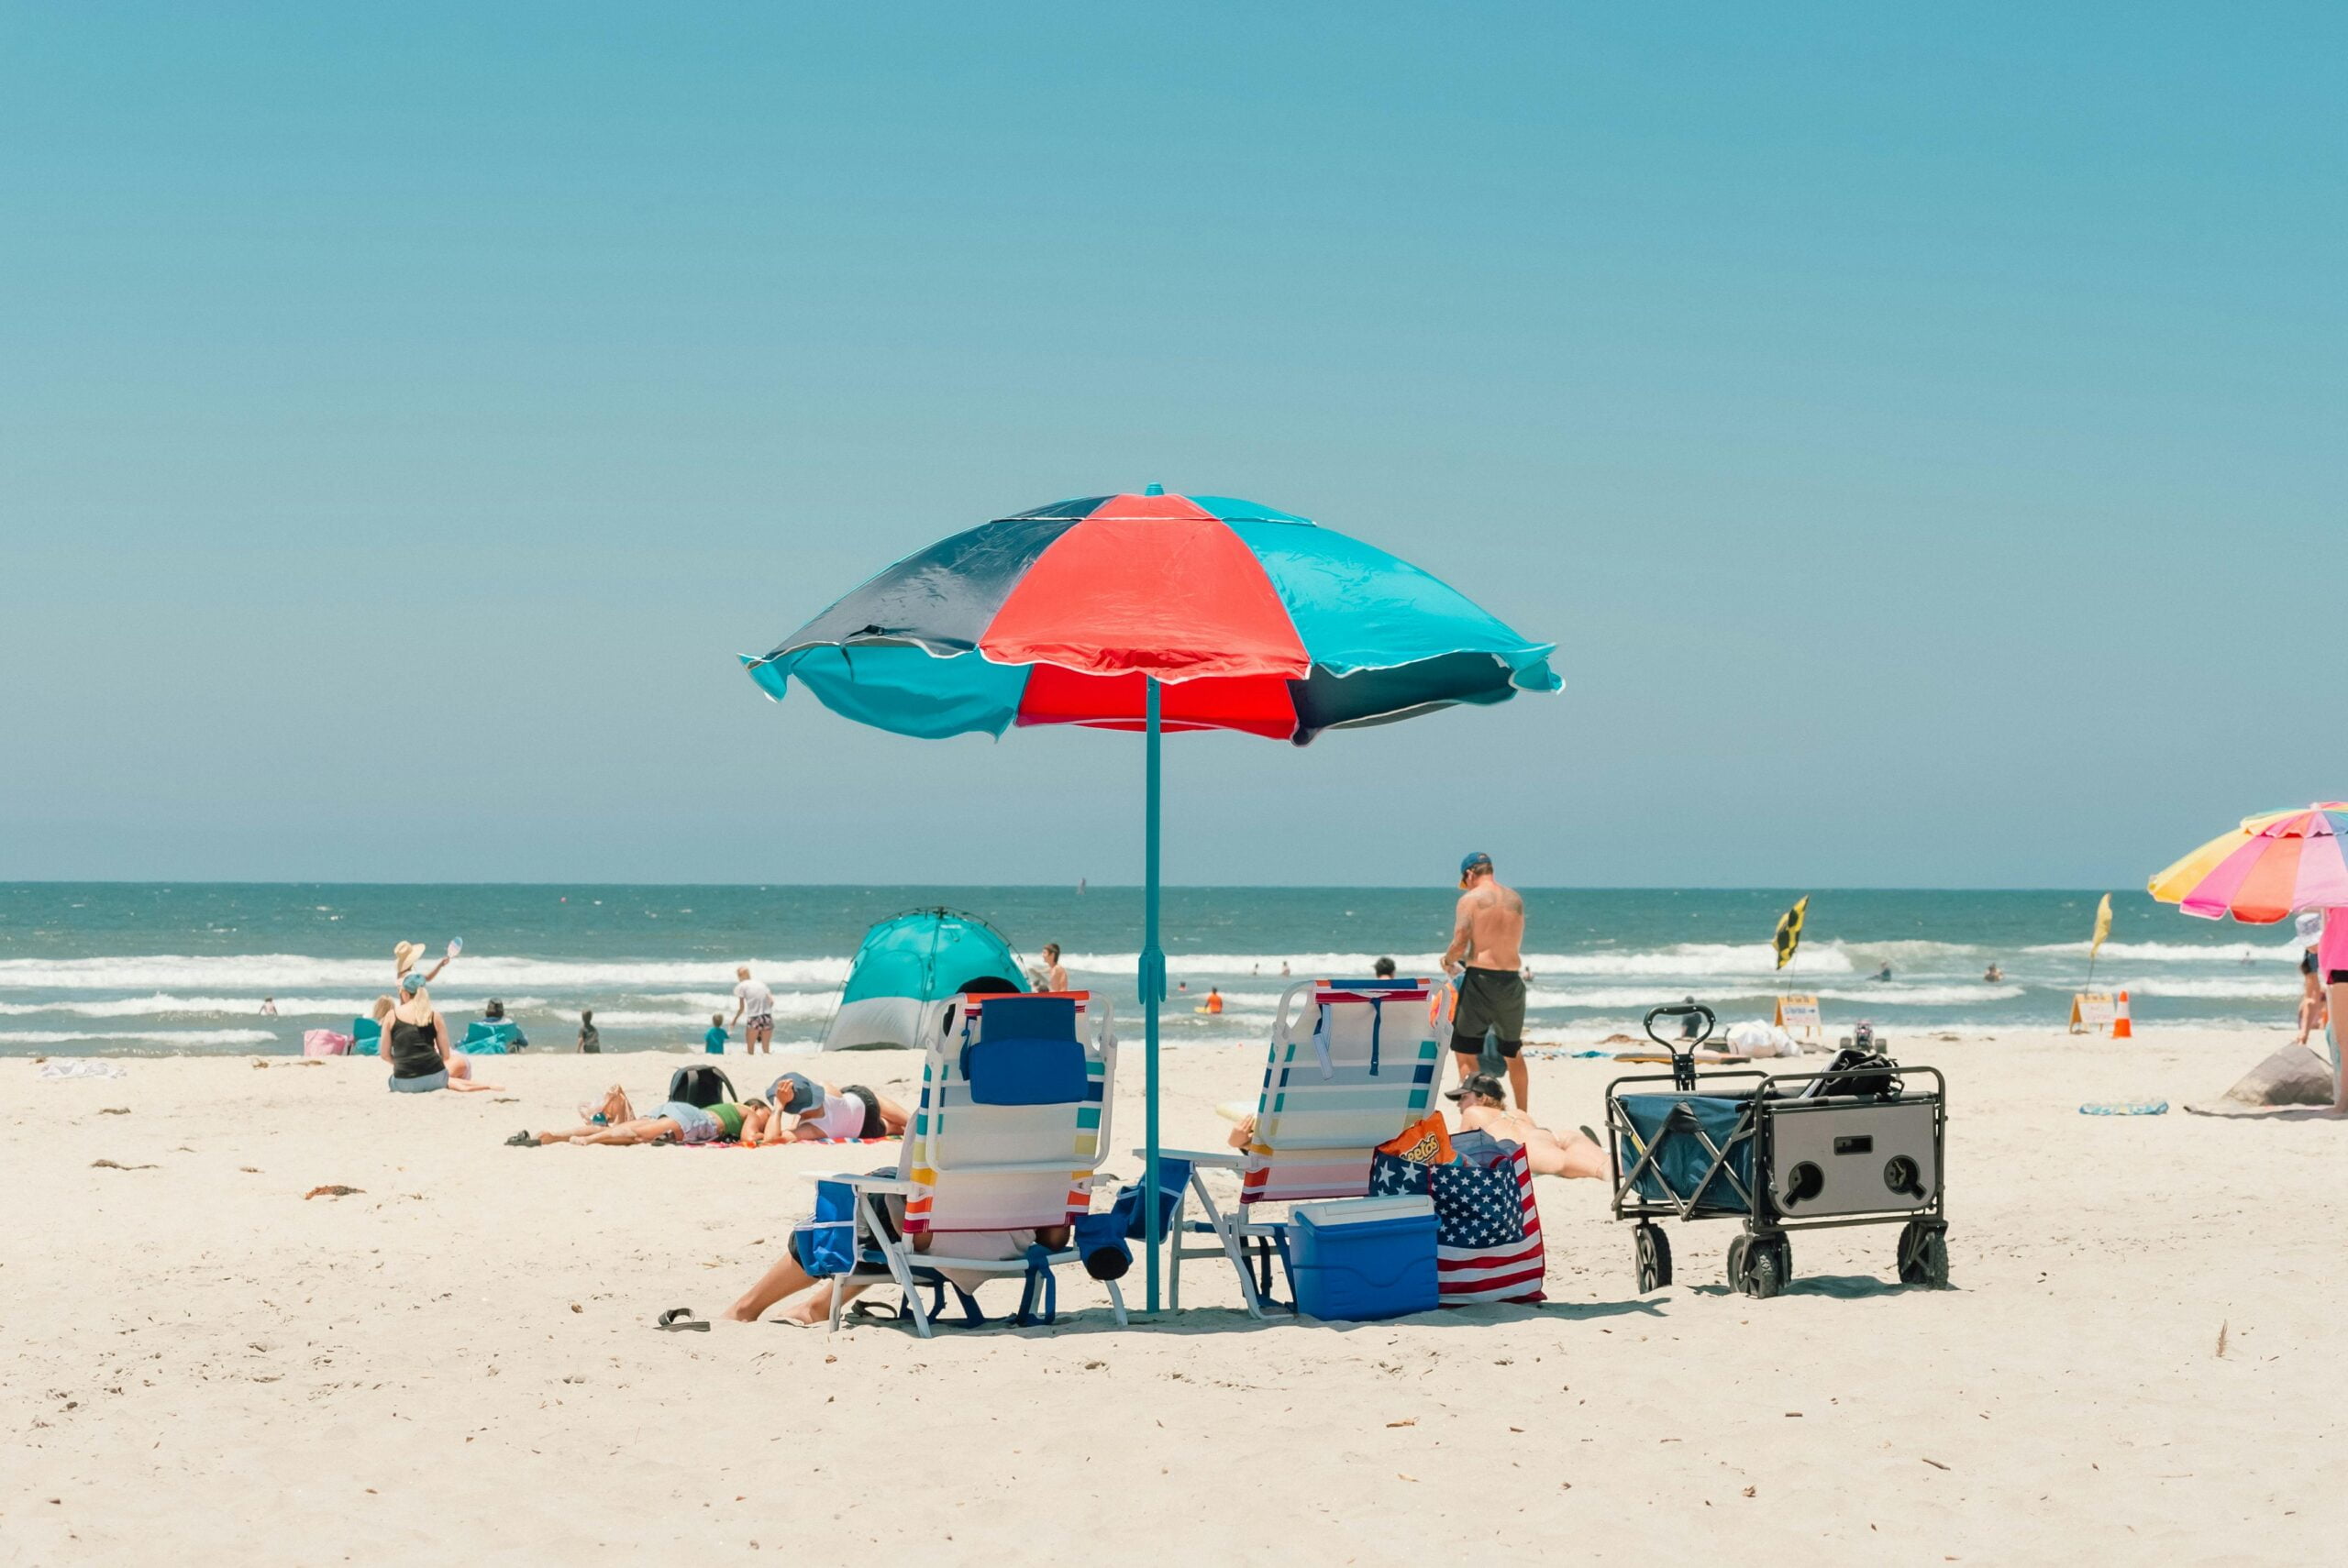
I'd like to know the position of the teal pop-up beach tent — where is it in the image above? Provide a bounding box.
[823,908,1027,1050]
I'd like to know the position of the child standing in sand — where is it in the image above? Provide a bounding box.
[703,1014,728,1054]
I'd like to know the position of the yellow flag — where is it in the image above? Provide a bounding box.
[1773,896,1810,971]
[2089,894,2113,961]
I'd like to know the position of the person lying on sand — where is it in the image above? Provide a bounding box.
[508,1085,770,1146]
[1445,1072,1606,1178]
[1217,1075,1601,1180]
[748,1072,909,1143]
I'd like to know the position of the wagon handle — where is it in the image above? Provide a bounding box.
[1644,1002,1715,1090]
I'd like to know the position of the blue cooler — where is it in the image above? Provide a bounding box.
[1287,1196,1439,1321]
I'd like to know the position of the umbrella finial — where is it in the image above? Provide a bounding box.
[1143,482,1164,495]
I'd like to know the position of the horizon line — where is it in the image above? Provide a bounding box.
[0,879,2158,894]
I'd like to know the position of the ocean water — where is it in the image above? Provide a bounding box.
[0,884,2312,1058]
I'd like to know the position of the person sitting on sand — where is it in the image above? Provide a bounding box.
[1445,1072,1606,1178]
[481,998,528,1050]
[723,1156,1067,1325]
[749,1072,909,1143]
[381,982,499,1094]
[510,1085,771,1147]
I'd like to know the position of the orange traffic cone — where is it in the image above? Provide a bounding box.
[2111,989,2134,1040]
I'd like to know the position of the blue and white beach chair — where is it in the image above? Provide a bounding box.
[1155,977,1442,1318]
[809,991,1126,1337]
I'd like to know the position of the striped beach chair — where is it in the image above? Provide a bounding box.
[811,991,1125,1337]
[1157,977,1442,1318]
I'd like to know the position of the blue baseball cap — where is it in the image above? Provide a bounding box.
[770,1072,822,1115]
[1459,852,1493,878]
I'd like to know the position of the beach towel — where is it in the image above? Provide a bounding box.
[38,1060,127,1080]
[694,1135,899,1149]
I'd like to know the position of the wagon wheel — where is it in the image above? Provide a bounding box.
[1748,1244,1784,1300]
[1634,1222,1673,1291]
[1897,1221,1950,1287]
[1726,1234,1750,1293]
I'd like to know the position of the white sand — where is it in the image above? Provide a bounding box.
[6,1027,2344,1564]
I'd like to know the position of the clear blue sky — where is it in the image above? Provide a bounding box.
[3,6,2341,886]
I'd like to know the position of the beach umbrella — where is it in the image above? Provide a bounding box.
[2149,803,2348,923]
[2144,807,2301,906]
[744,488,1560,1311]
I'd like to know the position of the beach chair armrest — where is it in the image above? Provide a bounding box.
[1147,1147,1242,1168]
[801,1172,916,1195]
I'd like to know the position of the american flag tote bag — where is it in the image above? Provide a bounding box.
[1368,1145,1546,1305]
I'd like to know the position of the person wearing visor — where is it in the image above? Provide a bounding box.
[751,1071,909,1144]
[1441,851,1533,1111]
[1445,1072,1604,1179]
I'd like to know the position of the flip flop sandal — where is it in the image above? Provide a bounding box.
[655,1308,710,1332]
[505,1131,537,1147]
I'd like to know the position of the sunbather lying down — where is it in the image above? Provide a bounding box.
[1446,1073,1606,1178]
[746,1072,910,1144]
[1213,1078,1605,1180]
[507,1086,771,1147]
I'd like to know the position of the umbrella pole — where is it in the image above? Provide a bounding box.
[1142,677,1166,1313]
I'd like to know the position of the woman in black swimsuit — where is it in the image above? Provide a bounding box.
[382,979,500,1094]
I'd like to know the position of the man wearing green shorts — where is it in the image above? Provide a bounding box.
[1443,852,1533,1111]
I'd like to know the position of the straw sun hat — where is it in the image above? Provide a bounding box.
[394,940,426,975]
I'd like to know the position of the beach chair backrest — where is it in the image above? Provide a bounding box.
[1239,978,1440,1207]
[903,991,1114,1236]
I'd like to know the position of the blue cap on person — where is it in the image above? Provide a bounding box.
[770,1072,822,1115]
[400,972,426,995]
[1460,852,1493,878]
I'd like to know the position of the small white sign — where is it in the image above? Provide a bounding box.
[2069,992,2116,1032]
[1775,994,1822,1036]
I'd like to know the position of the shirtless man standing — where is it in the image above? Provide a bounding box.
[1445,1073,1605,1178]
[1442,852,1532,1110]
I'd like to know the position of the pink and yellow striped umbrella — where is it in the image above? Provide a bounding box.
[2151,803,2348,924]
